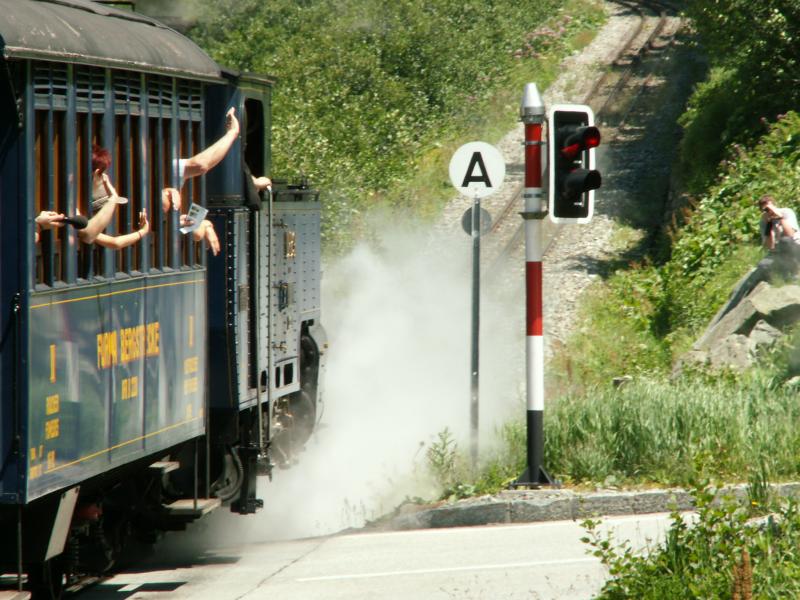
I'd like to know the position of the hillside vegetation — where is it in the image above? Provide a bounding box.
[557,0,800,390]
[190,0,604,250]
[423,0,800,494]
[573,2,800,595]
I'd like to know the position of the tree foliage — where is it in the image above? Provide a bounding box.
[189,0,603,249]
[682,0,800,177]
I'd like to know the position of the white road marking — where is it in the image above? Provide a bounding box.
[296,557,599,582]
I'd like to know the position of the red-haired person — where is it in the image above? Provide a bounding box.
[77,144,129,243]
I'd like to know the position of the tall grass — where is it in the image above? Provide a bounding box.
[545,374,800,487]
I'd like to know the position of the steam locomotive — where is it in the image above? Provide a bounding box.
[0,1,326,596]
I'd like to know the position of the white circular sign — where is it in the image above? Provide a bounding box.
[449,141,506,198]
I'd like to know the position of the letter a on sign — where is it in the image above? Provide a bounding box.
[449,141,505,199]
[461,153,492,188]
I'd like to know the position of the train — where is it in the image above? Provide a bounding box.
[0,1,326,596]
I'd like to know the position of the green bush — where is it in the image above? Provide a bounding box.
[586,479,800,598]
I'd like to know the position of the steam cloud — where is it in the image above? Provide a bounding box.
[178,216,525,546]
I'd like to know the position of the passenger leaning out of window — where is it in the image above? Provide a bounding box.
[83,144,152,249]
[162,187,218,256]
[163,107,272,214]
[75,144,130,244]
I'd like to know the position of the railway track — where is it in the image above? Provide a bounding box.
[483,0,683,277]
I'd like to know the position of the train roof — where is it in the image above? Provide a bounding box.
[0,0,223,81]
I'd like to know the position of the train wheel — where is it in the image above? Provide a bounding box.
[271,388,316,464]
[299,333,320,400]
[28,556,66,600]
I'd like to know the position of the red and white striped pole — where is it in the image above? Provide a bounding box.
[516,83,553,486]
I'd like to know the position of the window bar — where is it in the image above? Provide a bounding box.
[25,61,37,290]
[46,90,56,286]
[102,68,115,279]
[123,108,133,273]
[185,118,195,266]
[139,73,150,273]
[170,78,180,269]
[156,92,165,270]
[199,91,207,270]
[84,97,95,279]
[63,64,77,284]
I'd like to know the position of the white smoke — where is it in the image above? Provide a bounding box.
[177,215,526,546]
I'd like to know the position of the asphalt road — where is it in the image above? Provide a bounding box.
[77,512,678,600]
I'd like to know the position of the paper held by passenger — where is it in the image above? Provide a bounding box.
[179,203,208,234]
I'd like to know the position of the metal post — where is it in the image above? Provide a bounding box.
[16,505,22,592]
[515,83,554,486]
[470,192,480,466]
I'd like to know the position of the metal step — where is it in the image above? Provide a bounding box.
[149,460,180,474]
[163,498,221,517]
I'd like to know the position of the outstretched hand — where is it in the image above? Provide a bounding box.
[161,187,181,213]
[205,222,220,256]
[252,176,272,191]
[225,107,240,138]
[138,210,150,235]
[36,210,65,229]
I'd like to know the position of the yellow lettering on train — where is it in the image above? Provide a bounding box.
[46,451,56,470]
[50,344,56,383]
[30,447,36,461]
[146,322,160,357]
[120,325,146,363]
[121,376,139,400]
[96,331,118,369]
[183,377,198,395]
[184,356,198,375]
[29,464,43,480]
[46,394,59,416]
[45,418,59,440]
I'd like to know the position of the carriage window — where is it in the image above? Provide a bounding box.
[33,66,205,285]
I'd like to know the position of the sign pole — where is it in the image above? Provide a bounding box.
[470,190,480,467]
[515,83,554,486]
[449,141,506,470]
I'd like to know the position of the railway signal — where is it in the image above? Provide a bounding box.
[547,104,601,224]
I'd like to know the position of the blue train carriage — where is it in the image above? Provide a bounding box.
[0,0,325,594]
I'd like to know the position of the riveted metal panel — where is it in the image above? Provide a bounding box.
[258,194,320,399]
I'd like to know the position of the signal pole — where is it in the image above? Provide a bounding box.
[514,83,553,486]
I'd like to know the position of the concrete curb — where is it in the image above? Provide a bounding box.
[379,483,800,531]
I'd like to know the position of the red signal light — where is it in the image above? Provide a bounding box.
[560,126,601,160]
